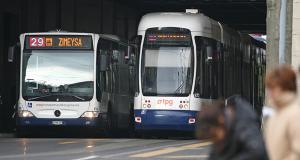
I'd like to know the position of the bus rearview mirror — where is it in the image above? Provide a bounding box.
[8,46,15,62]
[8,43,20,63]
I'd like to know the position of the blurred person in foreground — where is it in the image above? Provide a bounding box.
[197,96,268,160]
[265,65,300,160]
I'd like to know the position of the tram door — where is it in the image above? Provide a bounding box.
[0,13,19,132]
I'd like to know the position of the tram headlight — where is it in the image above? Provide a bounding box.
[135,117,142,123]
[81,111,99,118]
[18,110,34,117]
[188,117,196,124]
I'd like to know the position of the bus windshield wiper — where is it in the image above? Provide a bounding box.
[67,94,86,101]
[55,93,86,101]
[28,95,52,101]
[28,94,86,101]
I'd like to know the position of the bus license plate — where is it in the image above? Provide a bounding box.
[52,121,63,125]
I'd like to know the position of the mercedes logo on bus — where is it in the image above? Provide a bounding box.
[54,110,61,117]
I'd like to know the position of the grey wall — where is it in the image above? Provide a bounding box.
[0,0,140,38]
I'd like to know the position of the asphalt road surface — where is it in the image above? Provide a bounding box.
[0,136,211,160]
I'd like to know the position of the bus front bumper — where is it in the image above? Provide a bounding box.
[134,110,197,131]
[16,117,101,127]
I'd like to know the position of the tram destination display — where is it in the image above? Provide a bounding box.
[25,35,93,50]
[146,33,191,46]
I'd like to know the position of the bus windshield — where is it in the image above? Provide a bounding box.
[141,28,194,96]
[22,50,94,101]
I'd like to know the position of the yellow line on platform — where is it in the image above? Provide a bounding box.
[130,141,211,158]
[180,142,212,148]
[163,155,209,159]
[130,147,183,158]
[58,141,78,144]
[58,139,106,145]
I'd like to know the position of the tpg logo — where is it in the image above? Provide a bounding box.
[157,99,174,106]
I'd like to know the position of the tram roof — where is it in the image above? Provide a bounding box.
[138,12,215,32]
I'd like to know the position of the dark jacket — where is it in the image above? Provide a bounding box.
[209,96,268,160]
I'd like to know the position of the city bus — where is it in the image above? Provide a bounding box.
[13,31,136,136]
[133,11,266,134]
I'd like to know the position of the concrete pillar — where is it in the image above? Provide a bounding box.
[266,0,294,69]
[266,0,294,105]
[285,0,293,64]
[292,0,300,69]
[266,0,280,72]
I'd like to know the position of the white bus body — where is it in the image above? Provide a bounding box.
[16,32,136,133]
[17,32,101,128]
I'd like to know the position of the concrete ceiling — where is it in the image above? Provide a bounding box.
[119,0,266,34]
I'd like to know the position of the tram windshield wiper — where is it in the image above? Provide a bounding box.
[174,81,185,94]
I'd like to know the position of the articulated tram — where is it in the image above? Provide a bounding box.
[14,32,136,136]
[134,12,266,133]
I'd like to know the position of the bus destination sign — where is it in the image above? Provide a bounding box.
[25,35,93,50]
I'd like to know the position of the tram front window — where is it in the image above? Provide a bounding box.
[22,50,94,101]
[141,28,194,96]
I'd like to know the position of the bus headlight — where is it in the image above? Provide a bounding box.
[81,111,99,118]
[18,110,34,117]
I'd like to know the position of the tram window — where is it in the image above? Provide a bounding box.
[194,36,221,99]
[134,36,142,95]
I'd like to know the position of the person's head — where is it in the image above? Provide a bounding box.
[197,101,228,144]
[266,65,297,107]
